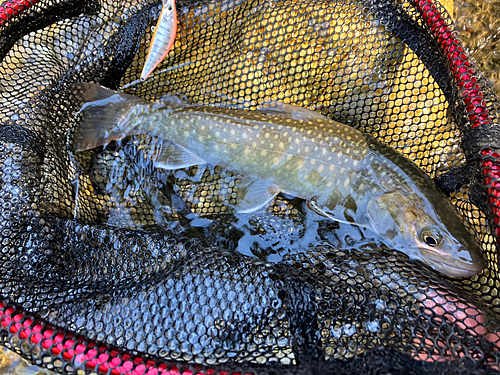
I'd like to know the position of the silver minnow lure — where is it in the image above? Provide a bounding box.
[141,0,177,80]
[71,83,487,278]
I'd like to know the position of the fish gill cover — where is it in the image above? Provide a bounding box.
[0,0,500,374]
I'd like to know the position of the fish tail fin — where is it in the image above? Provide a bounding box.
[71,83,149,152]
[235,177,281,213]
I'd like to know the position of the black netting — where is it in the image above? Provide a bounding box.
[1,0,500,374]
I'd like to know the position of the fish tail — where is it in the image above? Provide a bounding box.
[71,83,149,152]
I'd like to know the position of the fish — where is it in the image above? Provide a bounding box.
[141,0,177,80]
[71,83,487,278]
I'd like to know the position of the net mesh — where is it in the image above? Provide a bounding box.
[1,0,500,373]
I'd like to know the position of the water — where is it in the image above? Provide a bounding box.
[75,138,377,263]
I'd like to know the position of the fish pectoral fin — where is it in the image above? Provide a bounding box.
[155,140,206,170]
[235,178,280,214]
[307,199,366,227]
[256,101,331,121]
[71,83,149,152]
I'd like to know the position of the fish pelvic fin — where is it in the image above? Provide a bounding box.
[257,101,331,121]
[235,177,281,214]
[71,83,149,152]
[155,140,206,170]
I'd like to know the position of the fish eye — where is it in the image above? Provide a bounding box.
[420,226,444,247]
[168,5,173,10]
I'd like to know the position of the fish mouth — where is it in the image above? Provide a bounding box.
[418,247,487,278]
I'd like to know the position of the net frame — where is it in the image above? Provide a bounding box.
[1,0,500,374]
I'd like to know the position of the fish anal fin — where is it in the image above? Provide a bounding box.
[235,178,280,214]
[155,140,206,170]
[257,101,330,121]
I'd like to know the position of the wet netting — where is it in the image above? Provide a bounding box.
[1,0,500,373]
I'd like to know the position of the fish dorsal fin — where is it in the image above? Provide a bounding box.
[155,140,206,170]
[71,83,149,152]
[155,94,189,107]
[235,177,281,214]
[257,101,331,121]
[307,199,367,227]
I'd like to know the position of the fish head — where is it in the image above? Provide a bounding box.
[366,190,486,277]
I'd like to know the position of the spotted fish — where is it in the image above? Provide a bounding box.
[141,0,177,80]
[71,83,487,278]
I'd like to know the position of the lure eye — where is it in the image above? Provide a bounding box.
[168,5,173,10]
[420,226,444,247]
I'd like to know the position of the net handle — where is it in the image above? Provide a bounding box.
[0,0,39,25]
